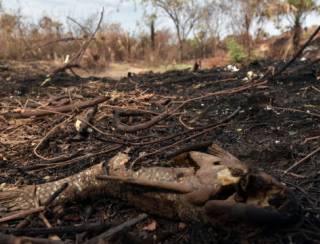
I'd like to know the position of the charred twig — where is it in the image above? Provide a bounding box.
[174,82,266,111]
[302,135,320,144]
[179,114,194,130]
[113,109,170,133]
[130,107,240,148]
[33,116,73,161]
[271,106,320,119]
[164,140,213,159]
[113,107,160,116]
[80,120,129,145]
[25,153,80,171]
[131,123,228,166]
[7,96,109,119]
[284,145,320,174]
[2,222,111,236]
[311,85,320,93]
[48,63,80,76]
[44,183,69,207]
[0,207,45,223]
[28,145,122,172]
[16,183,69,229]
[85,214,148,244]
[132,107,240,165]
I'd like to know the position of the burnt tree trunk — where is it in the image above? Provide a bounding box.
[150,19,156,51]
[292,13,302,52]
[245,14,251,59]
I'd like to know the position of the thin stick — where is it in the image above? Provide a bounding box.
[16,183,69,229]
[33,116,73,160]
[0,207,45,223]
[67,16,90,35]
[302,135,320,144]
[271,106,320,118]
[85,214,148,244]
[284,145,320,174]
[311,86,320,93]
[29,145,122,171]
[2,222,112,236]
[131,107,240,166]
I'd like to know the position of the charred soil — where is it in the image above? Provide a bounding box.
[0,60,319,243]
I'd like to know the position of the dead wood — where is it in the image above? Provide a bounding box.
[0,207,45,223]
[131,107,241,165]
[43,9,104,83]
[114,108,160,116]
[85,214,148,244]
[6,96,109,118]
[0,145,299,227]
[284,145,320,174]
[113,109,170,133]
[1,222,111,236]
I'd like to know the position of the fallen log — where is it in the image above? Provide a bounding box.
[0,145,299,227]
[5,96,109,119]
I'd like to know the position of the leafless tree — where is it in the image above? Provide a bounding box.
[226,0,273,58]
[140,0,218,61]
[267,0,320,51]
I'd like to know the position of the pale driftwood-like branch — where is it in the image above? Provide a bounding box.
[0,145,299,227]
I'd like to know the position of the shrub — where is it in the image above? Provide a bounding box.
[226,38,247,63]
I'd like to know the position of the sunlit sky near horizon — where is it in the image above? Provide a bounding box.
[2,0,320,37]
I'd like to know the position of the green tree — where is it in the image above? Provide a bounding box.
[226,38,247,63]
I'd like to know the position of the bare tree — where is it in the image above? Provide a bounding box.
[227,0,273,58]
[140,0,216,61]
[268,0,320,51]
[195,2,227,58]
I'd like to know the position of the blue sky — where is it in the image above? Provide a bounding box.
[2,0,147,31]
[2,0,320,37]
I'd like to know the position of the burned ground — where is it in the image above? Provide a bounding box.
[0,60,319,243]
